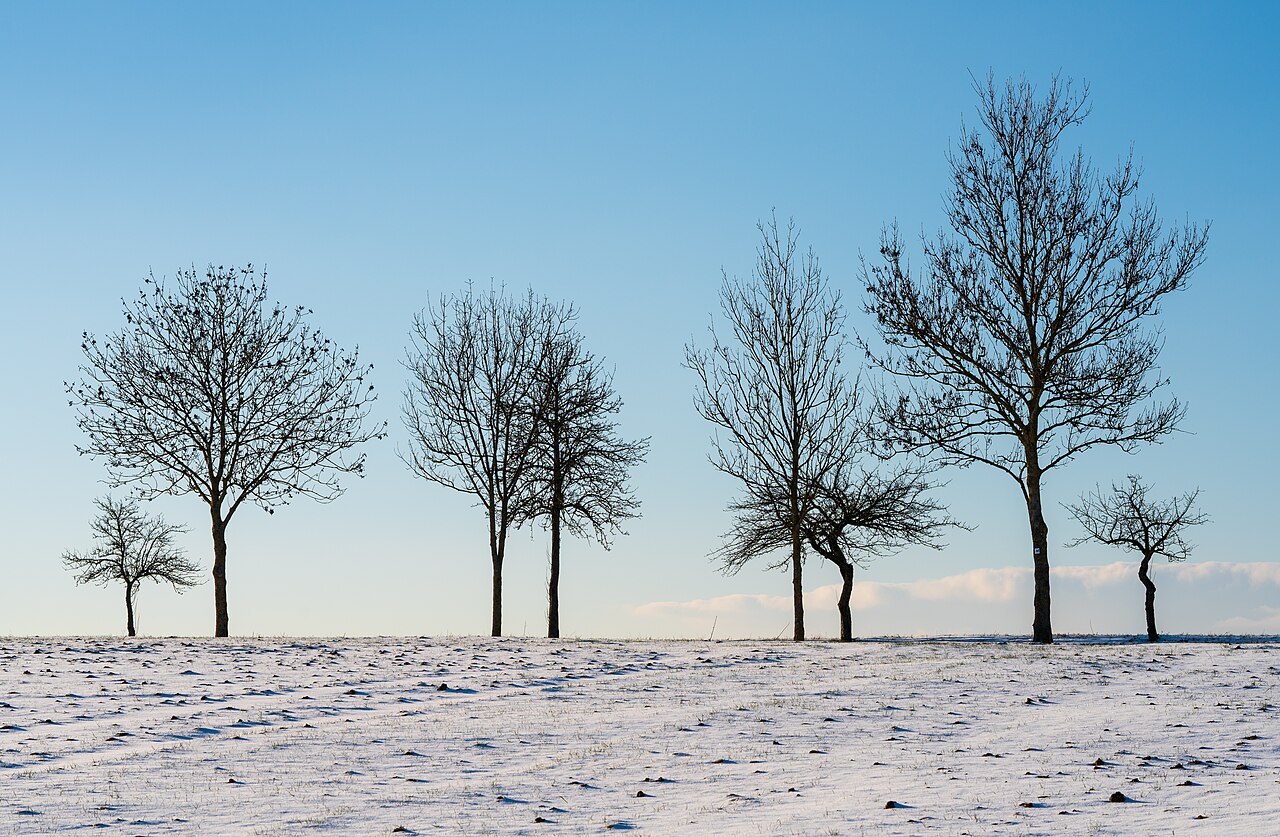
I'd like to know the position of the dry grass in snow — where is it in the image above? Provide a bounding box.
[2,637,1277,835]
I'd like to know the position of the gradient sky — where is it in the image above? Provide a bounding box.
[2,2,1276,639]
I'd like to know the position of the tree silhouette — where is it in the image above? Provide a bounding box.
[63,496,201,636]
[803,467,956,641]
[863,74,1209,642]
[517,326,649,638]
[720,465,957,641]
[1066,475,1207,641]
[68,265,384,637]
[687,216,860,640]
[401,285,573,636]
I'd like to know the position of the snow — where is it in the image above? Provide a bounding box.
[2,637,1277,834]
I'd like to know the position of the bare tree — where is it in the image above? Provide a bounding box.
[720,466,957,641]
[68,265,384,637]
[804,468,957,641]
[863,74,1209,643]
[1066,475,1206,642]
[401,285,572,636]
[687,216,860,641]
[517,327,649,638]
[62,496,201,636]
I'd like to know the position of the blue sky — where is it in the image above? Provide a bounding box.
[1,2,1276,638]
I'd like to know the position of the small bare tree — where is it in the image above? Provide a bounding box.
[803,468,957,641]
[63,496,201,636]
[1066,475,1206,642]
[518,328,649,638]
[68,265,384,637]
[863,74,1209,642]
[720,466,957,641]
[687,216,859,641]
[401,285,572,636]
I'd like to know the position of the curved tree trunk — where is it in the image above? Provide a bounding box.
[124,582,137,637]
[1026,473,1053,644]
[836,560,855,642]
[1138,553,1158,642]
[547,503,561,639]
[211,511,229,638]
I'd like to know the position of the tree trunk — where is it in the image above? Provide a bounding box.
[548,503,561,639]
[1026,474,1053,644]
[124,582,137,637]
[489,511,504,637]
[211,511,229,638]
[791,520,805,641]
[836,559,854,642]
[1138,553,1159,642]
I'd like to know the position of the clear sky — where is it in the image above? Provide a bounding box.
[1,2,1276,639]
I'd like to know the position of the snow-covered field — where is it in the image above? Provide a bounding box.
[2,637,1277,835]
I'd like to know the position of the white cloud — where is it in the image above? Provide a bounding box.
[1174,561,1280,586]
[852,563,1131,609]
[879,566,1025,603]
[1052,561,1132,589]
[631,561,1280,638]
[1215,606,1280,633]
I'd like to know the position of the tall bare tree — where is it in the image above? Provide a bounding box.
[720,466,957,641]
[402,285,572,636]
[62,496,201,636]
[68,266,383,637]
[517,328,649,638]
[863,74,1209,642]
[687,216,860,641]
[1066,475,1206,642]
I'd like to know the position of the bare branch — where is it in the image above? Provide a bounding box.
[62,496,201,635]
[686,215,860,640]
[400,284,576,636]
[1065,475,1207,562]
[861,73,1209,642]
[67,265,385,636]
[1065,474,1207,641]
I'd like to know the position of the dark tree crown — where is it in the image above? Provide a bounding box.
[864,73,1209,492]
[62,495,201,591]
[400,284,575,522]
[719,463,960,574]
[515,327,649,548]
[68,265,385,522]
[1066,475,1207,561]
[687,215,861,559]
